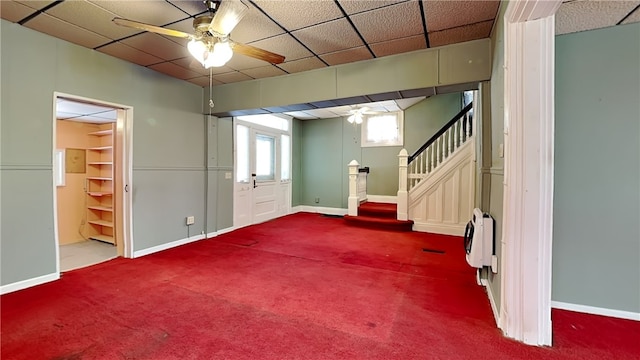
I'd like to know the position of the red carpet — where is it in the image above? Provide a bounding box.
[344,202,414,231]
[2,213,639,359]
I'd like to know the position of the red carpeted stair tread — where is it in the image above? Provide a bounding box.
[343,214,413,232]
[358,202,397,219]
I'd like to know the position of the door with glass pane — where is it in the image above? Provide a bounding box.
[235,122,290,226]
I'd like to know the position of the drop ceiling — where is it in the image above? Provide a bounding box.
[4,0,639,119]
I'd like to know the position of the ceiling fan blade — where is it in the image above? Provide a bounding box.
[209,0,249,36]
[231,42,285,64]
[113,17,192,39]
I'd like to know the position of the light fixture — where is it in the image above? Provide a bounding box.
[205,41,233,68]
[188,38,234,68]
[347,109,365,124]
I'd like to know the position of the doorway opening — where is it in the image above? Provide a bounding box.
[234,114,292,228]
[53,93,133,272]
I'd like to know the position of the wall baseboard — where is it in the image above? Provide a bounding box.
[133,234,206,258]
[365,195,397,204]
[1,272,60,295]
[551,301,640,321]
[294,206,347,216]
[481,278,501,328]
[412,222,465,236]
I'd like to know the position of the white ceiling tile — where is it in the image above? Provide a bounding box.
[0,1,35,22]
[320,46,373,66]
[249,34,313,61]
[24,13,111,48]
[370,34,426,58]
[252,0,343,31]
[278,57,326,74]
[241,65,288,79]
[121,33,188,60]
[187,75,224,87]
[307,108,343,118]
[351,1,423,44]
[229,7,286,43]
[293,18,364,54]
[215,71,254,84]
[338,0,408,15]
[621,6,640,24]
[170,0,210,16]
[88,0,189,27]
[424,1,500,32]
[428,20,493,48]
[148,62,202,80]
[283,111,319,120]
[556,0,640,35]
[226,52,273,70]
[395,97,425,109]
[97,42,163,66]
[46,1,141,40]
[15,1,55,10]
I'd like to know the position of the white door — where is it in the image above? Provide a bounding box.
[234,120,291,227]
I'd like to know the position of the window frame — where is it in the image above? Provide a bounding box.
[360,111,404,147]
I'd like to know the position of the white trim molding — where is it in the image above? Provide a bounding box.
[482,278,502,327]
[366,195,397,204]
[294,206,348,216]
[1,273,60,295]
[133,234,206,258]
[500,0,561,346]
[552,301,640,322]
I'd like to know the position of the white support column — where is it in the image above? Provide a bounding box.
[500,0,561,346]
[397,149,409,220]
[348,160,360,216]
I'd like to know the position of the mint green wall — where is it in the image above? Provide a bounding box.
[554,23,640,313]
[485,1,507,313]
[299,93,462,208]
[0,20,215,286]
[292,119,302,207]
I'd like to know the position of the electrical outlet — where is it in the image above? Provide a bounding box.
[225,172,232,179]
[186,216,195,225]
[314,197,320,204]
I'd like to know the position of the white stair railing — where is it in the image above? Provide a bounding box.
[397,103,474,218]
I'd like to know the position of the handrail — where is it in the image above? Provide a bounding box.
[408,102,473,163]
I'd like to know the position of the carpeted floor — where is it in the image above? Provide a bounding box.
[1,213,638,359]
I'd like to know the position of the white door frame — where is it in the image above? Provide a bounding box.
[52,92,134,274]
[500,0,561,346]
[233,117,292,227]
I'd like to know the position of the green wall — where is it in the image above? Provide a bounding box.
[553,23,640,313]
[485,1,507,315]
[0,20,232,287]
[299,93,462,208]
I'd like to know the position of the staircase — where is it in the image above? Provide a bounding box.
[344,202,414,232]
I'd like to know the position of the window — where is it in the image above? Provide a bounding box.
[236,114,289,131]
[236,125,249,182]
[281,134,290,181]
[255,134,275,181]
[54,149,65,186]
[361,111,404,147]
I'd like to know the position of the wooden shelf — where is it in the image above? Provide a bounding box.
[90,234,115,244]
[88,220,113,227]
[88,205,113,212]
[88,129,113,136]
[88,146,112,151]
[87,176,112,181]
[88,161,112,165]
[87,191,113,197]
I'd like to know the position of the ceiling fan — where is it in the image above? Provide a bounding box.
[347,106,377,124]
[112,0,285,68]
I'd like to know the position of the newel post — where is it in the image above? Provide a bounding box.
[348,160,360,216]
[397,149,409,220]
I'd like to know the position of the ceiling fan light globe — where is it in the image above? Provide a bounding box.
[355,114,363,124]
[188,39,208,65]
[347,115,355,124]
